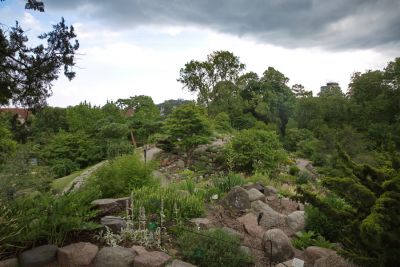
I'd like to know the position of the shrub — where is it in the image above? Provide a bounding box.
[212,173,245,193]
[50,158,80,178]
[214,112,232,133]
[289,165,300,176]
[296,171,311,185]
[131,186,205,222]
[292,231,333,250]
[178,228,254,267]
[91,153,155,198]
[229,129,287,174]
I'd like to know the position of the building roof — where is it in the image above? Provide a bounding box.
[0,108,31,120]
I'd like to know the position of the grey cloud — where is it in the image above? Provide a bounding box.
[46,0,400,50]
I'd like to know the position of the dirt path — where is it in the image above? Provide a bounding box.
[62,160,108,194]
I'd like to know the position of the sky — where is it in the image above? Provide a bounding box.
[1,0,399,107]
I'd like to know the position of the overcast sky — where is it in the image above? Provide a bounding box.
[1,0,399,107]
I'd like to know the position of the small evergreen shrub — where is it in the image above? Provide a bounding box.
[178,228,254,267]
[292,231,333,250]
[212,172,245,193]
[289,165,300,176]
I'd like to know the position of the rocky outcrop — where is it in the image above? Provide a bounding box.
[262,229,295,263]
[223,186,251,212]
[287,211,305,232]
[93,247,135,267]
[303,246,336,267]
[58,242,98,267]
[131,246,148,255]
[19,244,58,267]
[91,198,127,216]
[100,216,127,233]
[134,251,171,267]
[237,213,264,237]
[246,188,265,202]
[251,200,287,229]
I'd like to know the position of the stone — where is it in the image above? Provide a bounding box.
[247,188,265,202]
[221,227,244,240]
[287,211,305,232]
[251,200,287,229]
[93,247,135,267]
[176,159,185,168]
[19,244,58,267]
[58,242,98,267]
[276,260,293,267]
[189,218,211,229]
[303,246,336,267]
[91,199,121,216]
[170,259,197,267]
[100,216,127,233]
[237,213,264,237]
[265,186,278,196]
[223,186,251,212]
[115,197,131,207]
[0,258,18,267]
[243,182,265,194]
[314,254,358,267]
[262,229,295,263]
[134,251,171,267]
[131,245,147,255]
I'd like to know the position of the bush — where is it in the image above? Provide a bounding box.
[212,173,245,193]
[131,186,205,222]
[50,158,80,178]
[289,165,300,176]
[292,231,333,250]
[91,153,155,198]
[178,228,254,267]
[214,112,232,133]
[229,129,287,174]
[296,171,311,185]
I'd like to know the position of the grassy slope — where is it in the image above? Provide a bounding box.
[51,169,84,193]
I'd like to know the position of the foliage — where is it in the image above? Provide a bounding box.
[213,112,232,133]
[163,103,212,165]
[178,228,254,267]
[131,186,205,222]
[0,6,79,108]
[229,129,287,174]
[0,199,23,258]
[296,171,311,185]
[289,165,300,176]
[292,231,334,250]
[295,147,400,266]
[0,125,16,165]
[212,173,245,193]
[91,153,154,198]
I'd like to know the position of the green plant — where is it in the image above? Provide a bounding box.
[178,228,254,267]
[296,171,311,185]
[289,165,300,176]
[0,200,23,258]
[212,173,245,193]
[91,153,155,198]
[131,186,205,222]
[292,231,334,250]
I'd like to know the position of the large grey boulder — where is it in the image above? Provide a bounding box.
[303,246,336,267]
[247,188,265,202]
[19,244,58,267]
[287,211,305,232]
[314,254,358,267]
[170,259,197,267]
[251,200,287,229]
[58,242,99,267]
[237,213,264,237]
[265,186,278,196]
[100,216,127,233]
[223,186,251,212]
[93,247,135,267]
[91,199,122,216]
[262,229,295,263]
[0,258,18,267]
[134,251,171,267]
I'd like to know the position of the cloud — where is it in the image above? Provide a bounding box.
[45,0,400,50]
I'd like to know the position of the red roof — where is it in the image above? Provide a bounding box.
[0,108,31,120]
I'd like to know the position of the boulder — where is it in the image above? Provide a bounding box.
[176,159,185,168]
[243,182,265,194]
[223,186,251,212]
[287,211,305,232]
[134,251,171,267]
[0,258,18,267]
[115,197,131,207]
[19,244,58,267]
[314,254,358,267]
[237,213,264,237]
[189,218,211,229]
[251,200,287,229]
[262,229,295,263]
[247,188,265,202]
[93,247,135,267]
[276,260,293,267]
[170,259,197,267]
[265,186,278,196]
[58,242,99,267]
[303,246,336,267]
[131,245,148,255]
[100,216,127,233]
[91,199,122,216]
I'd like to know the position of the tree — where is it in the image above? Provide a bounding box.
[295,146,400,266]
[163,103,212,166]
[0,0,79,109]
[178,51,245,107]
